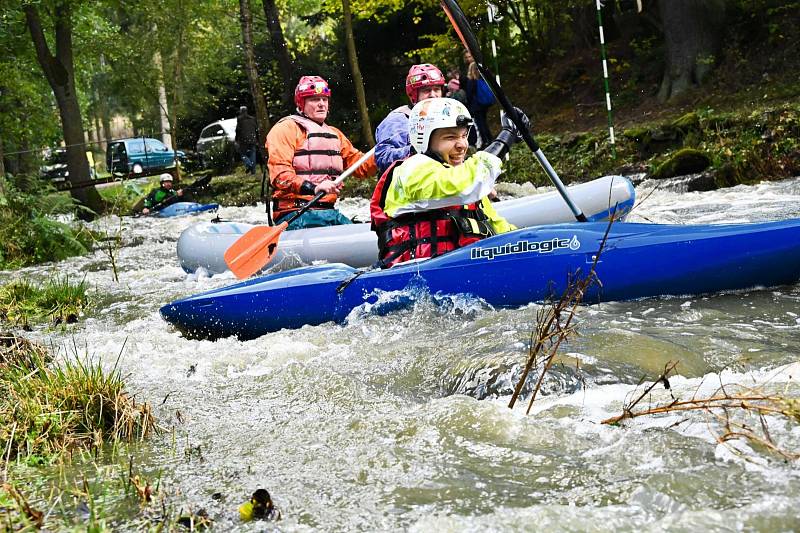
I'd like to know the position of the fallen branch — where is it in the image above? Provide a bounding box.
[509,206,619,412]
[602,374,800,461]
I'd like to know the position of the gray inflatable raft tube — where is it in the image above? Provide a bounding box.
[177,175,635,275]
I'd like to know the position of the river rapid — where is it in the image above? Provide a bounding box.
[5,176,800,531]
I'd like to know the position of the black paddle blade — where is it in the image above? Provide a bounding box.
[439,0,589,224]
[440,0,484,64]
[440,0,522,138]
[188,175,212,191]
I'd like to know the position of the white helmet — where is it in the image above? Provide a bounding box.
[408,98,473,154]
[159,173,174,183]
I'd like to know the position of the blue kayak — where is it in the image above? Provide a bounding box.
[160,218,800,340]
[155,202,219,218]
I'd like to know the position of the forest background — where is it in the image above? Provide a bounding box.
[1,0,799,219]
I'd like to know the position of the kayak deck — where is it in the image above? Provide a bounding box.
[161,218,800,340]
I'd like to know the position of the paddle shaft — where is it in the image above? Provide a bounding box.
[280,147,375,227]
[440,0,588,223]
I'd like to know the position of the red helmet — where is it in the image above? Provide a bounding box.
[294,76,331,110]
[405,64,445,104]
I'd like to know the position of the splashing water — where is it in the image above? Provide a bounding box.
[3,177,800,530]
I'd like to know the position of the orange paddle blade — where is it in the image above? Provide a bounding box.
[224,222,289,279]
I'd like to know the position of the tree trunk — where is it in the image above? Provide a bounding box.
[262,0,295,113]
[93,113,103,147]
[657,0,726,101]
[25,3,103,219]
[0,136,5,183]
[152,40,173,148]
[239,0,271,146]
[171,17,186,151]
[99,54,112,144]
[341,0,374,146]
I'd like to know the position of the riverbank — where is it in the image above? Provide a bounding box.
[505,97,800,189]
[188,96,800,207]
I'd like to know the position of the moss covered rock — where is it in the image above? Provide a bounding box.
[672,112,700,130]
[651,148,711,180]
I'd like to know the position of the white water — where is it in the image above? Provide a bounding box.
[4,176,800,531]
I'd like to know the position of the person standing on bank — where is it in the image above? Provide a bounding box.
[266,75,377,230]
[373,63,446,176]
[235,105,259,174]
[464,61,496,149]
[370,98,530,267]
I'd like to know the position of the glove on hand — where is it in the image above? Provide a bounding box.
[484,107,532,158]
[500,107,532,142]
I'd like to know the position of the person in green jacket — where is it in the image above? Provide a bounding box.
[142,173,183,215]
[370,97,529,267]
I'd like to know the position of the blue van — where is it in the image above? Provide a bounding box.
[106,137,186,177]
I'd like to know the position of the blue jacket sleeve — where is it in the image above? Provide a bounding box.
[374,111,412,176]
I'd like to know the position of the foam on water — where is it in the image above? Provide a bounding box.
[3,177,800,530]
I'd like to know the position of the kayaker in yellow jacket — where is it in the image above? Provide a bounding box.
[370,97,529,267]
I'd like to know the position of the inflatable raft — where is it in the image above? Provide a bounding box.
[156,202,219,218]
[177,175,635,274]
[161,217,800,341]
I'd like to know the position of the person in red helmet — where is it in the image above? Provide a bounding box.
[265,75,377,229]
[373,63,445,176]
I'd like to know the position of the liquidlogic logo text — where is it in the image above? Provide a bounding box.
[470,235,580,260]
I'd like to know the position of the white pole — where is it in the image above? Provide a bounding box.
[596,0,616,157]
[487,2,506,156]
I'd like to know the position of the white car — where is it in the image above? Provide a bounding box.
[195,118,237,170]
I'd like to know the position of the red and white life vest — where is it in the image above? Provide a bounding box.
[272,115,344,217]
[369,160,494,268]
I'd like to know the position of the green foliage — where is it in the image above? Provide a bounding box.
[651,148,711,180]
[0,177,92,269]
[0,4,63,170]
[190,169,263,207]
[499,101,800,191]
[0,335,157,464]
[97,180,146,215]
[0,276,90,327]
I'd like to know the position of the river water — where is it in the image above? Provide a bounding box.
[6,176,800,531]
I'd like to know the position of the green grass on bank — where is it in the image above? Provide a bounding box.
[503,99,800,187]
[194,98,800,200]
[96,178,154,215]
[0,177,93,270]
[187,167,263,207]
[0,276,90,328]
[0,333,157,467]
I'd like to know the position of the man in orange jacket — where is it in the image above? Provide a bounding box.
[266,75,377,229]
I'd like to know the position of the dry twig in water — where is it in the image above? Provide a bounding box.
[602,367,800,461]
[509,210,619,413]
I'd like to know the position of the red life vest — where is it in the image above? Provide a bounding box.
[370,159,495,268]
[272,115,344,218]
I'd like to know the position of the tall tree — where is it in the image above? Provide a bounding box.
[168,1,187,151]
[153,41,173,148]
[657,0,726,101]
[239,0,271,144]
[262,0,295,112]
[24,2,103,217]
[341,0,374,146]
[0,136,5,181]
